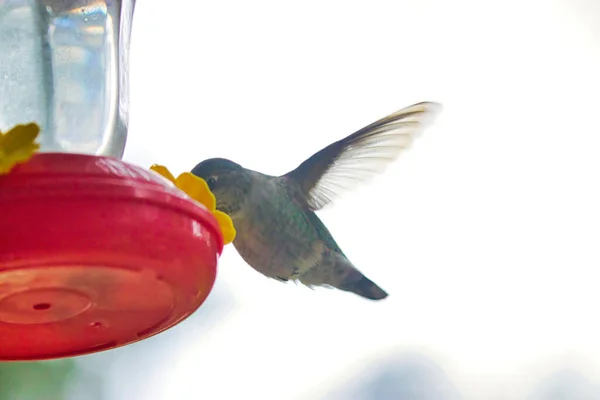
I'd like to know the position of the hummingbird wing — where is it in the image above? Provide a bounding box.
[284,101,442,211]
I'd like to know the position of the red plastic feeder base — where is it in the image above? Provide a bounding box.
[0,153,223,361]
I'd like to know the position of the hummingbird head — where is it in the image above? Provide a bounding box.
[191,158,251,218]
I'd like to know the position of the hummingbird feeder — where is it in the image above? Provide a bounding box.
[0,0,227,361]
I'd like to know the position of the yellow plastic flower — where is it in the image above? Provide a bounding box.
[150,164,236,245]
[0,123,41,174]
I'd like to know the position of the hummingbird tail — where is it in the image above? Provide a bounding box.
[337,270,389,301]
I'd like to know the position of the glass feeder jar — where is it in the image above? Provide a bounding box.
[0,0,131,157]
[0,0,222,361]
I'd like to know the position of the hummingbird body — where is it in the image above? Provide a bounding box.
[225,170,386,299]
[192,102,441,301]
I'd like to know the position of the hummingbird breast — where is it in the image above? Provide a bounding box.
[231,177,324,281]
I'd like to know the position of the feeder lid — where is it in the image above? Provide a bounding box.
[0,153,222,360]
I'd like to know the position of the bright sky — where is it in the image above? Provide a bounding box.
[111,0,600,399]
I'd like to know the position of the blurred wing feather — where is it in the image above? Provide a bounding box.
[284,102,442,210]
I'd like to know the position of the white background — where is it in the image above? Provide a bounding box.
[114,0,600,398]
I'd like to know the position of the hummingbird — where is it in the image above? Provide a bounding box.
[191,101,441,301]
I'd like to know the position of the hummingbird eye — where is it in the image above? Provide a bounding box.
[206,176,218,190]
